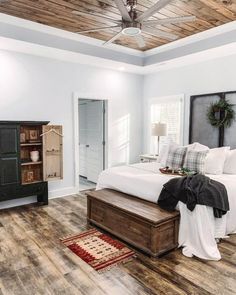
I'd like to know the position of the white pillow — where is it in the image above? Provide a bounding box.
[224,149,236,174]
[205,147,230,175]
[159,142,178,167]
[193,142,209,152]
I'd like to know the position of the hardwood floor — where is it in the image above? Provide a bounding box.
[0,194,235,295]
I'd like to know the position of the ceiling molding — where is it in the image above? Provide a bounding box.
[0,36,144,74]
[144,20,236,57]
[0,13,235,75]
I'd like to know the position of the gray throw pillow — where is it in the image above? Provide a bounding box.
[184,150,209,174]
[166,146,187,170]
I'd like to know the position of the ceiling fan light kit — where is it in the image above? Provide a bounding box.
[74,0,197,49]
[122,21,141,36]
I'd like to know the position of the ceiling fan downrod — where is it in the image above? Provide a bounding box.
[126,0,137,13]
[126,0,137,9]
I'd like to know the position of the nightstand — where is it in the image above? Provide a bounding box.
[139,154,159,163]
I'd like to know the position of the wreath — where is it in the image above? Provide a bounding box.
[207,99,235,128]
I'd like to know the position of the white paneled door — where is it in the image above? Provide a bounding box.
[79,99,105,183]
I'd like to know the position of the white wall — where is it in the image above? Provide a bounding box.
[143,54,236,152]
[0,50,143,208]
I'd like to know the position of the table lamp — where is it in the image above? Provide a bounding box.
[151,122,167,155]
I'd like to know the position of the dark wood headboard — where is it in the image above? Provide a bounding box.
[189,91,236,148]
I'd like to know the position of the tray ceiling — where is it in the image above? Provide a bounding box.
[0,0,236,51]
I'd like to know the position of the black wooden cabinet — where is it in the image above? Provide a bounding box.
[0,121,49,206]
[0,125,20,186]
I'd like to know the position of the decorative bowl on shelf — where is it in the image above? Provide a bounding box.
[30,151,39,162]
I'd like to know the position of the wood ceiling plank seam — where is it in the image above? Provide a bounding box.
[170,4,223,28]
[157,7,203,32]
[5,1,121,31]
[42,1,121,25]
[36,0,123,21]
[0,4,94,30]
[134,4,198,34]
[170,4,216,29]
[166,4,213,30]
[0,7,123,40]
[198,0,236,20]
[141,2,198,32]
[66,0,123,18]
[173,0,233,24]
[135,5,202,37]
[149,10,196,35]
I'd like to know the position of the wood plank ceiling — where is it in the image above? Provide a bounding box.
[0,0,236,51]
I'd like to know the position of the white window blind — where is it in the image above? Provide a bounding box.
[149,96,184,154]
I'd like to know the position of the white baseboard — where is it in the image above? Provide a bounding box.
[0,186,79,210]
[49,186,79,199]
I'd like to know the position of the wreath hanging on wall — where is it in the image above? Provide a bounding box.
[207,99,235,128]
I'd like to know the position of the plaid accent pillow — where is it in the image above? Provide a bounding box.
[184,150,209,174]
[166,146,187,170]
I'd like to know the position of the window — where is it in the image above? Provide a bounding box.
[149,95,184,154]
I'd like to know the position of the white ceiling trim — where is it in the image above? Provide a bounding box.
[0,36,144,74]
[144,20,236,57]
[0,13,236,75]
[142,42,236,74]
[1,36,236,76]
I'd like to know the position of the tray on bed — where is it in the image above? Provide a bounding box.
[159,167,195,176]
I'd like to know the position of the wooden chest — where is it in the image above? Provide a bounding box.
[86,189,180,257]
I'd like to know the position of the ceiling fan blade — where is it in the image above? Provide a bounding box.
[72,10,121,24]
[114,0,132,22]
[77,25,121,34]
[142,26,178,40]
[143,15,196,26]
[104,30,123,45]
[136,0,173,22]
[134,35,146,48]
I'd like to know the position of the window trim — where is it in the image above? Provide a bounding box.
[147,94,185,152]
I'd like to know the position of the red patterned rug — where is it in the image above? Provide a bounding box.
[60,229,135,272]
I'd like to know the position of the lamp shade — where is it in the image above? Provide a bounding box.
[151,122,167,136]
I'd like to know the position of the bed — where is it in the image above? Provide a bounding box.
[96,162,236,260]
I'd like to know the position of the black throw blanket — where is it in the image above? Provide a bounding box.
[158,174,229,218]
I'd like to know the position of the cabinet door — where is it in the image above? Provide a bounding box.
[0,157,20,186]
[42,125,63,181]
[0,125,20,186]
[0,125,19,155]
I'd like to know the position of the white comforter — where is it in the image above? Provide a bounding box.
[96,162,236,260]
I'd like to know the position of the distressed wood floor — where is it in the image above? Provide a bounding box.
[0,194,235,295]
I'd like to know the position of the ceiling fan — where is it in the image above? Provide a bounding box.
[73,0,196,48]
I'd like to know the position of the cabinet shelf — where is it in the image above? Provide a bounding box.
[21,161,42,166]
[46,176,61,181]
[46,151,61,155]
[22,180,42,185]
[21,142,42,146]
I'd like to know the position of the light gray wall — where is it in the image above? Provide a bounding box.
[0,49,143,208]
[142,54,236,153]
